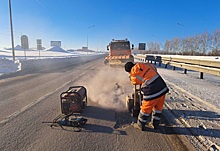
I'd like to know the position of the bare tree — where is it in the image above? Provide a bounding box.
[188,37,195,55]
[181,38,188,54]
[169,39,175,54]
[179,38,185,55]
[200,32,209,55]
[164,40,171,54]
[147,42,154,52]
[192,35,200,55]
[155,42,161,53]
[183,37,191,55]
[172,37,180,54]
[213,29,220,53]
[162,28,220,55]
[147,42,161,53]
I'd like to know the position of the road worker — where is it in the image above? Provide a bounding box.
[124,62,169,131]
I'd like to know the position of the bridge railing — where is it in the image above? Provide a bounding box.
[134,54,220,79]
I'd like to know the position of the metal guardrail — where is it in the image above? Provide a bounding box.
[134,54,220,79]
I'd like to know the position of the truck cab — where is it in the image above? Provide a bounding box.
[105,39,134,65]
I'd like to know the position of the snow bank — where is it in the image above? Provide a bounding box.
[0,54,106,76]
[45,46,67,53]
[0,58,21,74]
[0,47,105,76]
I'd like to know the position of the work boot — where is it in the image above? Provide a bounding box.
[133,122,145,131]
[153,119,160,130]
[145,122,154,129]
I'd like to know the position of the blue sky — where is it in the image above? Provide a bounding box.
[0,0,220,51]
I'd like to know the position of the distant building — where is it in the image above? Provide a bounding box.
[76,47,95,52]
[82,47,88,50]
[51,41,61,47]
[21,35,29,50]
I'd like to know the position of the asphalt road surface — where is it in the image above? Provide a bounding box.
[0,58,196,151]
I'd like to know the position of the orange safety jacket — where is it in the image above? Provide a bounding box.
[130,62,169,100]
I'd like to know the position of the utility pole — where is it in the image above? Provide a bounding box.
[8,0,15,61]
[87,25,95,55]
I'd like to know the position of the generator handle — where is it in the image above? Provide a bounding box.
[60,86,87,114]
[68,86,86,91]
[60,86,87,97]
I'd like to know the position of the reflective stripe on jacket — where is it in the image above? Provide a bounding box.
[130,63,169,100]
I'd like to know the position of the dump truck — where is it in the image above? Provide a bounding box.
[104,39,134,65]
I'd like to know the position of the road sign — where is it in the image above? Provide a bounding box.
[139,43,146,50]
[37,39,42,50]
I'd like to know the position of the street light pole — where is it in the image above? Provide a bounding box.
[8,0,15,61]
[87,25,95,55]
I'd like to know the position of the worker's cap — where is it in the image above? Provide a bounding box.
[124,62,135,72]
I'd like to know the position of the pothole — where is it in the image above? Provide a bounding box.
[113,82,135,129]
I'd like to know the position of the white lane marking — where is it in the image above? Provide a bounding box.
[0,62,100,126]
[0,72,86,126]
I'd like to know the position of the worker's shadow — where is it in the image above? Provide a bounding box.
[82,124,127,136]
[45,105,127,135]
[50,123,126,135]
[82,106,116,122]
[80,105,127,135]
[45,121,116,134]
[82,123,113,133]
[156,109,220,138]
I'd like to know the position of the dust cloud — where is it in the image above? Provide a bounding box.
[87,67,131,111]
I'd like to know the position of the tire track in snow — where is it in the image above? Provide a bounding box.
[164,79,220,113]
[164,79,220,150]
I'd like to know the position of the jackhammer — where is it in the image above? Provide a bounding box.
[126,85,143,118]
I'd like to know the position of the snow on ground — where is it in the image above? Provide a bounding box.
[0,58,21,74]
[0,46,99,76]
[133,57,220,150]
[163,70,219,147]
[0,51,219,149]
[45,46,67,52]
[146,60,220,150]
